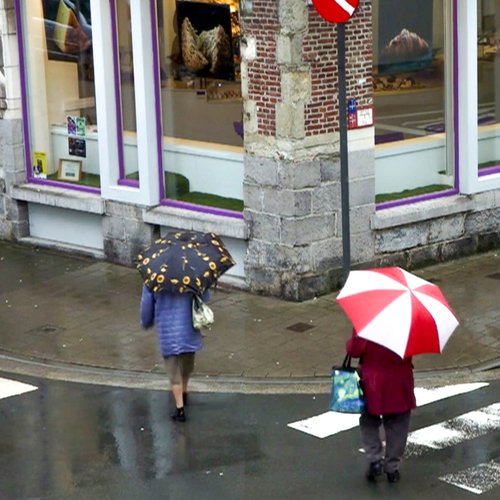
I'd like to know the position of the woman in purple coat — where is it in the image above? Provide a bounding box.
[346,332,416,483]
[140,286,206,422]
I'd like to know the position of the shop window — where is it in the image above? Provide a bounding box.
[477,1,500,176]
[373,0,455,206]
[114,0,140,185]
[156,0,244,214]
[20,0,100,189]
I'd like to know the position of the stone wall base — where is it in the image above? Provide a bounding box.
[103,201,159,266]
[245,264,345,302]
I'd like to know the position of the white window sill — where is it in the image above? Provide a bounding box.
[11,184,105,214]
[371,194,474,230]
[143,205,247,240]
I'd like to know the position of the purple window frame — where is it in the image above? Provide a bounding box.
[14,0,100,194]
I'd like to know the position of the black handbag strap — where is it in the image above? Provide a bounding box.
[342,354,352,369]
[331,354,359,372]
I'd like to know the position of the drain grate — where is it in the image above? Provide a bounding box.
[486,273,500,280]
[27,324,66,335]
[286,322,315,333]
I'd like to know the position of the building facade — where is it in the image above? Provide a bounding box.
[1,0,499,301]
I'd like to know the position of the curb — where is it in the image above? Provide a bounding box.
[1,352,500,394]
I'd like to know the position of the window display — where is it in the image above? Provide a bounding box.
[157,0,244,213]
[22,0,100,188]
[373,0,454,204]
[477,0,500,174]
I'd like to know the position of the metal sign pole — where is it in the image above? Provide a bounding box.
[337,23,350,284]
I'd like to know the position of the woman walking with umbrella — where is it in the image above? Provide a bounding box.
[141,286,205,422]
[346,332,416,483]
[137,231,235,422]
[337,267,459,482]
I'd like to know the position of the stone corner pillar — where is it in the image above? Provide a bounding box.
[241,0,375,301]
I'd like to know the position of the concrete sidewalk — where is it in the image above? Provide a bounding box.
[0,240,499,385]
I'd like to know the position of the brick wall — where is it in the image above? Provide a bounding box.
[242,0,372,139]
[303,0,372,136]
[241,0,280,137]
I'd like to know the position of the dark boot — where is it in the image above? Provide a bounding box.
[365,460,384,482]
[387,470,400,483]
[171,407,186,422]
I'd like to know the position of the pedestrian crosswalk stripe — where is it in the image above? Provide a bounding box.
[413,382,488,406]
[287,382,489,438]
[0,376,38,400]
[439,460,500,495]
[288,411,359,439]
[406,403,500,456]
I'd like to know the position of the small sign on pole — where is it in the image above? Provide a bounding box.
[310,0,360,284]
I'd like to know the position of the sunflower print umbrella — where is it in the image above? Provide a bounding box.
[135,230,235,294]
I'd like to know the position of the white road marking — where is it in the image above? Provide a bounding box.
[414,383,488,406]
[288,383,489,438]
[0,376,38,399]
[439,460,500,495]
[288,411,359,439]
[334,0,355,15]
[406,403,500,456]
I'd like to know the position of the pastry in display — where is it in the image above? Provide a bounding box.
[198,26,231,74]
[53,0,91,54]
[373,75,420,91]
[381,28,429,64]
[181,18,209,71]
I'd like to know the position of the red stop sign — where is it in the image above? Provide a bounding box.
[311,0,360,23]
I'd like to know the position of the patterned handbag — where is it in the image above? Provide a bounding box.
[329,354,365,413]
[192,294,214,330]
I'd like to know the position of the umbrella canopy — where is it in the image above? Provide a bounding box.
[336,267,459,358]
[135,231,235,295]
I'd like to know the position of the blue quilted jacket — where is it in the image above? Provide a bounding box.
[140,286,205,357]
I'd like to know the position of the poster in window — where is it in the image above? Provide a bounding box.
[175,1,235,81]
[68,137,86,158]
[32,151,48,178]
[67,115,77,135]
[76,117,86,136]
[377,0,433,75]
[41,0,92,62]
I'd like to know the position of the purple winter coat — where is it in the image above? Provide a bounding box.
[140,286,204,357]
[346,335,416,416]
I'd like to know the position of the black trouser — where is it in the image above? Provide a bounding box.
[359,410,411,473]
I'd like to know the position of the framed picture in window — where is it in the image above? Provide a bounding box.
[58,159,82,181]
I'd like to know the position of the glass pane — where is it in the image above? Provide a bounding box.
[156,0,244,212]
[115,0,140,182]
[373,0,453,204]
[477,0,500,172]
[25,0,100,188]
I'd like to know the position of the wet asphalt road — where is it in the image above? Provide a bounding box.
[0,373,498,500]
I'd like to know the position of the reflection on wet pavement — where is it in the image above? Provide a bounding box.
[0,378,263,499]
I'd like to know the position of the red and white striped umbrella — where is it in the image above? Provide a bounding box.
[336,267,459,358]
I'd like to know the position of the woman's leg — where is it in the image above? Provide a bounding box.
[360,411,383,462]
[171,383,184,409]
[180,353,195,406]
[164,356,186,420]
[383,411,411,476]
[360,411,384,480]
[180,352,194,406]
